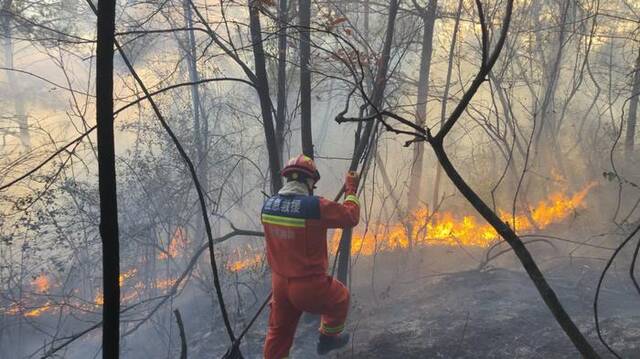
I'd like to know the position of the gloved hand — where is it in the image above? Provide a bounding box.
[345,171,359,194]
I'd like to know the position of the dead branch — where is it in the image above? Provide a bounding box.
[174,309,188,359]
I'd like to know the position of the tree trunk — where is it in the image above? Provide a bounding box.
[276,0,288,161]
[432,0,462,212]
[363,0,369,43]
[625,47,640,160]
[182,0,205,172]
[1,0,29,151]
[533,1,570,173]
[249,0,283,193]
[188,0,282,192]
[337,0,400,284]
[96,0,120,357]
[407,0,437,220]
[182,0,208,241]
[299,0,313,158]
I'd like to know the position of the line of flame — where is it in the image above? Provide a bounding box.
[331,183,596,256]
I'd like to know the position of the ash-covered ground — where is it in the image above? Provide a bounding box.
[199,241,640,359]
[336,263,640,358]
[14,232,629,358]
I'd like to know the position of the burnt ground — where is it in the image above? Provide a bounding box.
[6,226,640,358]
[282,254,640,359]
[190,242,640,359]
[334,266,640,358]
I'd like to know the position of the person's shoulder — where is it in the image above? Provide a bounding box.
[297,195,321,218]
[300,194,321,206]
[314,196,336,204]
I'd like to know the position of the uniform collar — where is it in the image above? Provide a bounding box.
[278,181,310,196]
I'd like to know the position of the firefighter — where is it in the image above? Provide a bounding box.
[262,154,360,358]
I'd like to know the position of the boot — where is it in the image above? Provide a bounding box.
[316,332,350,355]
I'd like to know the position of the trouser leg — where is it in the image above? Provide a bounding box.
[264,273,302,359]
[318,277,349,336]
[288,275,350,336]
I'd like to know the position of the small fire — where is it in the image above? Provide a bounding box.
[93,287,142,305]
[3,227,200,319]
[31,274,50,293]
[503,186,593,230]
[159,227,188,260]
[227,254,263,272]
[24,301,52,317]
[156,278,177,289]
[331,184,596,256]
[119,268,137,286]
[93,271,177,304]
[4,301,54,317]
[94,292,104,306]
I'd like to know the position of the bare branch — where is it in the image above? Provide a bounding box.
[435,0,514,142]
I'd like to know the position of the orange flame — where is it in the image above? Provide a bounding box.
[31,274,50,293]
[4,265,180,317]
[159,227,188,260]
[156,278,177,289]
[94,292,104,306]
[119,268,137,286]
[227,254,263,272]
[331,183,596,256]
[24,302,52,317]
[3,301,55,317]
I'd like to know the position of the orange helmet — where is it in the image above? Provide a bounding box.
[281,154,320,182]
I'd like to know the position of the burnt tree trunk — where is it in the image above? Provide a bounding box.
[625,47,640,160]
[249,0,283,193]
[276,0,288,161]
[337,0,399,284]
[407,0,437,214]
[299,0,313,158]
[96,0,120,357]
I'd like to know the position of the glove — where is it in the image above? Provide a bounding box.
[345,171,359,194]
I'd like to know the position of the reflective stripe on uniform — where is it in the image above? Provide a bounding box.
[344,194,360,206]
[261,214,306,228]
[320,322,345,334]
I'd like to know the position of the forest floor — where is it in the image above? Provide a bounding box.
[7,228,640,358]
[332,263,640,358]
[278,250,640,359]
[188,224,640,359]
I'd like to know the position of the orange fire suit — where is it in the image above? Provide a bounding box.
[261,192,360,359]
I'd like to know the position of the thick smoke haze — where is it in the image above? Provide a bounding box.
[1,0,640,358]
